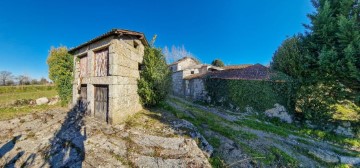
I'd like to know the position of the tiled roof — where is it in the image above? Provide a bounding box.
[184,73,208,80]
[169,57,200,66]
[69,29,149,53]
[222,64,253,70]
[209,64,270,80]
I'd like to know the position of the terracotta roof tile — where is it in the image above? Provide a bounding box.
[69,29,148,53]
[209,64,270,80]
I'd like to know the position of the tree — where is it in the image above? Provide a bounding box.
[138,36,172,107]
[163,45,197,63]
[17,75,30,85]
[211,59,225,67]
[271,35,306,79]
[31,79,39,85]
[6,80,15,86]
[40,77,48,85]
[47,46,74,106]
[304,0,360,94]
[0,71,13,86]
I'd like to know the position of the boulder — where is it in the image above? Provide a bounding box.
[334,126,354,138]
[36,97,49,105]
[340,156,360,165]
[265,104,293,123]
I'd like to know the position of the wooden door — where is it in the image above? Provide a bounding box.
[80,85,87,101]
[94,85,109,123]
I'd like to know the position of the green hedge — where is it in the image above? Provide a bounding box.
[205,78,295,112]
[0,85,55,94]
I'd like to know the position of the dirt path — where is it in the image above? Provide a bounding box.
[0,105,210,167]
[167,96,360,167]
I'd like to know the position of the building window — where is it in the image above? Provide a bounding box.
[94,48,109,77]
[133,40,139,49]
[138,63,144,71]
[79,55,88,77]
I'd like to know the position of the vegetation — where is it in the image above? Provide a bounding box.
[138,37,172,107]
[47,47,74,106]
[270,0,360,125]
[205,77,294,112]
[211,59,225,67]
[0,85,59,120]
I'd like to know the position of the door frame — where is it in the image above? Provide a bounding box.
[94,85,109,123]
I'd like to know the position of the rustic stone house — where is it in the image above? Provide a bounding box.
[69,29,148,124]
[169,57,222,99]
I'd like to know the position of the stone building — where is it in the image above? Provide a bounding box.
[69,29,148,124]
[169,57,222,99]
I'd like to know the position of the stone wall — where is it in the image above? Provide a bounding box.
[188,78,207,100]
[177,58,198,71]
[171,71,184,96]
[72,35,144,124]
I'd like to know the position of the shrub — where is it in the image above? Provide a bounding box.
[47,47,73,106]
[138,47,171,107]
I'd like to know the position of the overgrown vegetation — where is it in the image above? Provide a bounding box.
[138,36,171,107]
[205,74,295,112]
[47,47,74,106]
[270,0,360,125]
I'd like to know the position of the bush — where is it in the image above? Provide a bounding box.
[205,76,295,112]
[138,47,171,107]
[47,47,73,106]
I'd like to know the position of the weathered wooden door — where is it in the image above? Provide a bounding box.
[94,85,108,123]
[80,85,87,101]
[94,49,109,77]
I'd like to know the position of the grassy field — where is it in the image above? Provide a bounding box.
[0,85,61,120]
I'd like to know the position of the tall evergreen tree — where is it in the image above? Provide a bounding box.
[305,0,360,93]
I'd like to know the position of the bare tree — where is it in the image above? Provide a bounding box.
[17,75,30,85]
[163,45,196,63]
[0,71,13,86]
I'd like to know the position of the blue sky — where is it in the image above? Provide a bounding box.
[0,0,314,79]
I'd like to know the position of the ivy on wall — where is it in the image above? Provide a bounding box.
[205,73,296,112]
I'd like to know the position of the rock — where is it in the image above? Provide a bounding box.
[308,149,339,163]
[265,104,293,123]
[334,126,354,138]
[172,119,214,157]
[36,97,49,105]
[48,96,59,105]
[340,156,360,165]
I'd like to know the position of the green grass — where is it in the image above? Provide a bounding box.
[0,85,59,120]
[269,146,299,167]
[0,104,61,120]
[0,85,55,94]
[234,119,292,137]
[299,129,360,149]
[161,100,257,140]
[0,85,56,105]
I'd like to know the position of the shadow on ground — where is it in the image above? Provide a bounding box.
[41,101,87,167]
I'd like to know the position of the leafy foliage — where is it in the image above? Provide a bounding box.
[270,0,360,124]
[271,35,305,79]
[205,75,295,112]
[47,47,73,106]
[211,59,225,67]
[138,46,171,107]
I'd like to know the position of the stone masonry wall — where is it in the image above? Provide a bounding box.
[72,35,144,124]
